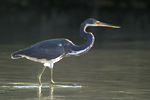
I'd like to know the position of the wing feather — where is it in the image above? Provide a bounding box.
[12,39,66,60]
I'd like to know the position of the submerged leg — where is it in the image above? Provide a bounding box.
[49,62,77,86]
[37,66,47,86]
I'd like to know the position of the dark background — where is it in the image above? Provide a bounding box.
[0,0,150,45]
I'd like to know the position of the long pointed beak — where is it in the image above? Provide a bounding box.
[96,22,121,28]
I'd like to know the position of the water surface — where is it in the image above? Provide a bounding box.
[0,42,150,100]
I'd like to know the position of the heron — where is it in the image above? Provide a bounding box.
[11,18,120,86]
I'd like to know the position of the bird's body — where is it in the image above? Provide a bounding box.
[11,18,120,86]
[12,38,94,67]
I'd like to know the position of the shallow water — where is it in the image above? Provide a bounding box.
[0,42,150,100]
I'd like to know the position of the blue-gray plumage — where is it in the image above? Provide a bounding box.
[11,18,120,86]
[12,39,73,60]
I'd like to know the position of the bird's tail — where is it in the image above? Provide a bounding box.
[11,50,24,59]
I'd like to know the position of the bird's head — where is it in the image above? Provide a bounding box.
[84,18,120,28]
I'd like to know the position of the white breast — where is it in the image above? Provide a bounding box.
[67,45,91,56]
[18,54,63,68]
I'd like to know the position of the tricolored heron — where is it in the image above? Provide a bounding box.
[11,18,120,86]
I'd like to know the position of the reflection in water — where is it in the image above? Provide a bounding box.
[38,85,81,100]
[1,82,81,100]
[49,87,54,100]
[38,86,42,99]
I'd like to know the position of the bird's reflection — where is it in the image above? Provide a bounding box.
[50,86,54,100]
[37,86,55,100]
[37,86,42,98]
[37,85,81,100]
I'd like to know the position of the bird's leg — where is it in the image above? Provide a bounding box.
[37,66,47,86]
[49,62,77,86]
[50,67,55,84]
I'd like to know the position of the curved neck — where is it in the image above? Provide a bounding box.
[70,22,95,55]
[79,23,95,49]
